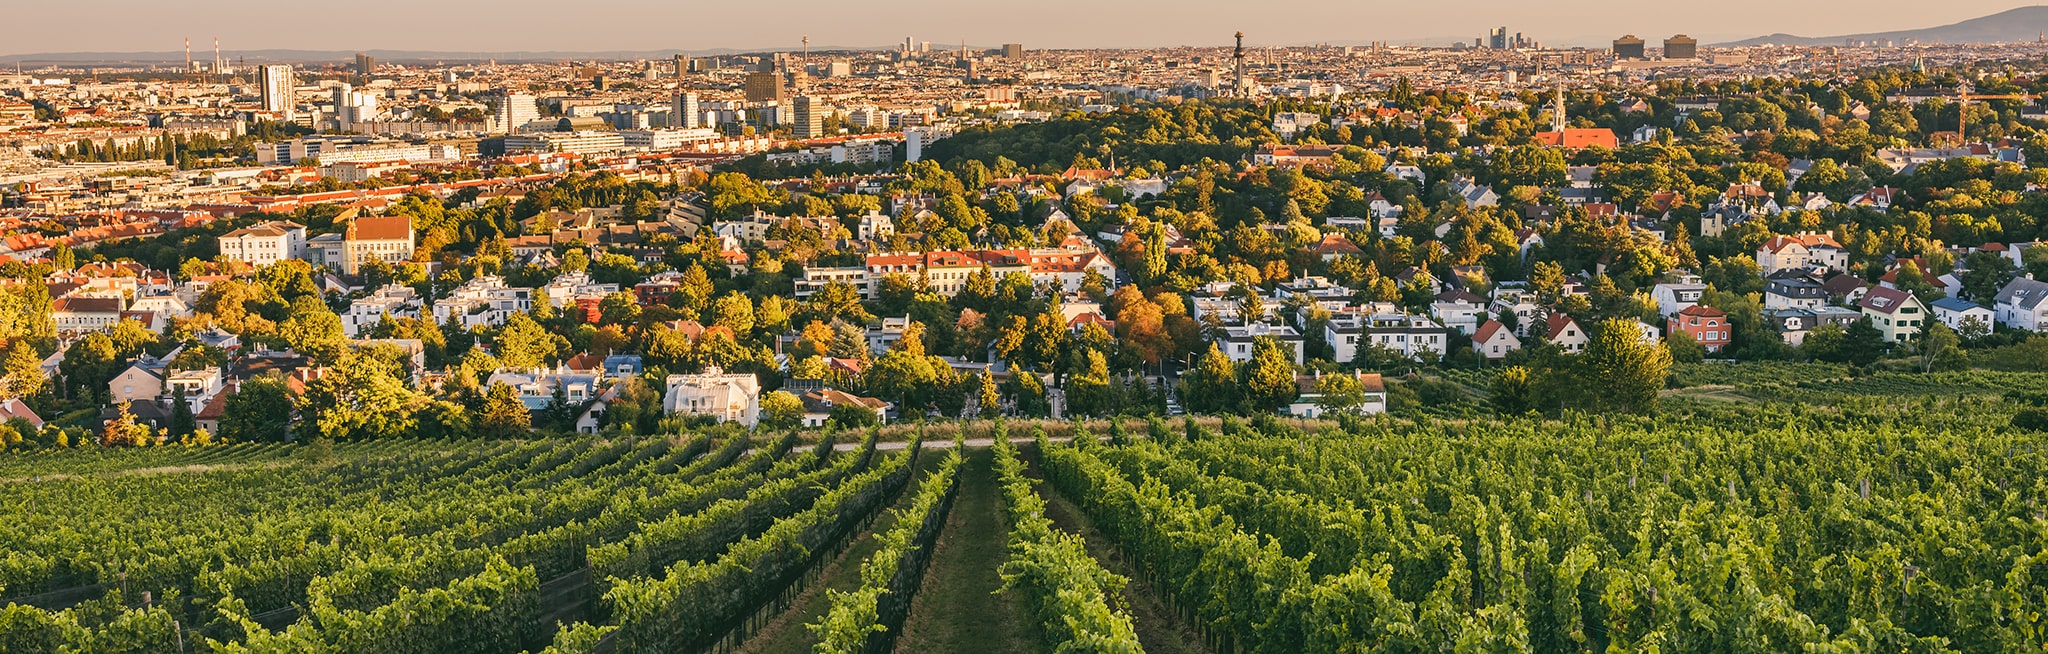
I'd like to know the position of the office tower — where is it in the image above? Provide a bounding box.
[333,83,354,130]
[793,96,823,138]
[1664,34,1698,59]
[1488,27,1508,50]
[354,52,375,79]
[672,92,701,129]
[744,59,789,103]
[906,127,925,163]
[1002,43,1025,59]
[673,54,687,77]
[259,64,295,116]
[496,92,539,134]
[1613,35,1646,59]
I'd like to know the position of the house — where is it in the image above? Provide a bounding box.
[1756,232,1849,274]
[164,368,225,412]
[1448,178,1498,209]
[343,284,422,337]
[485,367,608,411]
[1546,313,1589,353]
[799,389,894,427]
[108,363,165,406]
[0,398,45,430]
[1929,297,1993,333]
[1286,372,1387,418]
[1220,323,1305,364]
[1857,286,1927,342]
[341,215,414,275]
[1472,319,1522,360]
[1650,277,1707,317]
[1325,314,1449,363]
[663,366,761,427]
[1995,277,2048,332]
[1312,233,1364,261]
[216,221,308,266]
[52,297,124,334]
[1763,275,1828,311]
[1667,305,1731,353]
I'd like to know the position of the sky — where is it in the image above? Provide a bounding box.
[8,0,2045,56]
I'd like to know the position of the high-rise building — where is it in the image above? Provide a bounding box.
[793,96,824,139]
[1002,43,1025,59]
[671,92,701,129]
[1663,34,1699,60]
[673,54,687,78]
[496,92,540,134]
[354,52,375,79]
[332,83,378,131]
[744,60,789,103]
[1488,27,1509,50]
[259,65,295,116]
[1613,35,1646,59]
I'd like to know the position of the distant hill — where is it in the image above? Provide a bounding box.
[1722,6,2048,46]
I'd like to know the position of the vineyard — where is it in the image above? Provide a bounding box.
[2,401,2045,653]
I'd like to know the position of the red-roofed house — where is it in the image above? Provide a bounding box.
[342,215,414,274]
[1756,232,1849,274]
[1667,305,1731,353]
[1532,128,1619,150]
[1547,313,1588,353]
[1473,319,1523,360]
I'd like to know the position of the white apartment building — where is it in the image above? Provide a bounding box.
[664,367,761,427]
[343,284,423,337]
[216,221,307,266]
[432,275,534,329]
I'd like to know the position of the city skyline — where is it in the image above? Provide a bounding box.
[9,0,2046,57]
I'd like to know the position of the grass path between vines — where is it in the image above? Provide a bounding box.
[1029,446,1214,654]
[733,452,942,654]
[891,447,1041,654]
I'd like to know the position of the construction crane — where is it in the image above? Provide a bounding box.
[1956,80,2036,143]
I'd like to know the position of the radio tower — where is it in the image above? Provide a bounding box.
[213,37,221,83]
[1232,31,1247,98]
[184,37,191,75]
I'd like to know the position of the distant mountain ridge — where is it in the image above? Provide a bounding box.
[1722,6,2048,46]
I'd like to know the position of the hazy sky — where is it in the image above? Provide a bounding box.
[8,0,2044,55]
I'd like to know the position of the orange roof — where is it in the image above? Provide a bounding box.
[347,215,413,242]
[1532,128,1618,150]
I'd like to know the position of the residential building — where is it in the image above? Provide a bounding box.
[1929,297,1993,332]
[1220,323,1305,364]
[1546,313,1589,353]
[1287,372,1387,417]
[1651,277,1706,317]
[1857,286,1927,342]
[1472,319,1522,360]
[663,367,761,427]
[216,221,307,266]
[1757,232,1850,274]
[342,215,413,275]
[432,275,533,329]
[343,284,422,337]
[53,297,124,334]
[1667,305,1731,353]
[799,389,893,427]
[1763,275,1828,310]
[1995,276,2048,332]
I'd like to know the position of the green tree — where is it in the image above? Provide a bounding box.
[1180,344,1241,414]
[1579,318,1673,414]
[760,390,804,430]
[1239,337,1299,413]
[478,382,532,439]
[827,401,878,427]
[495,314,560,369]
[280,296,347,362]
[221,374,295,442]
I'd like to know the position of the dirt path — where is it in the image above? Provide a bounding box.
[891,447,1041,654]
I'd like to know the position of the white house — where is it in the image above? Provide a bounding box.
[344,284,422,337]
[1473,319,1523,360]
[1286,372,1387,418]
[1929,297,1993,333]
[1994,276,2048,332]
[1220,323,1305,364]
[1545,313,1589,353]
[1756,232,1849,275]
[664,367,762,427]
[1651,277,1706,317]
[216,221,308,266]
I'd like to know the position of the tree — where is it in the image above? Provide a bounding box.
[827,401,878,428]
[298,354,423,440]
[1239,337,1299,413]
[280,296,347,362]
[478,382,532,439]
[1491,366,1534,414]
[1179,344,1241,414]
[1959,251,2018,304]
[99,403,153,447]
[1665,328,1706,364]
[761,390,804,430]
[711,292,756,337]
[495,314,560,369]
[1312,373,1367,414]
[168,389,196,440]
[1,343,45,400]
[1842,317,1886,366]
[1579,318,1673,414]
[1917,322,1962,373]
[221,374,295,442]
